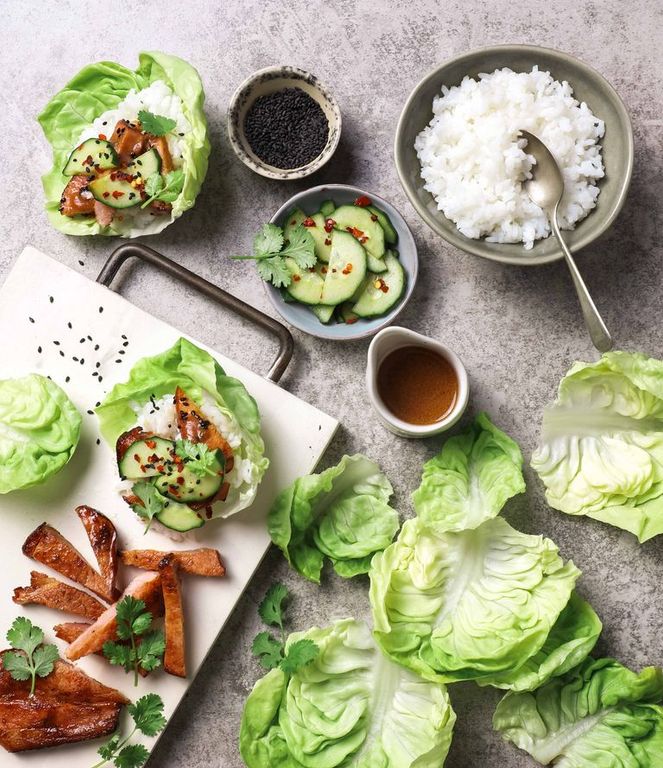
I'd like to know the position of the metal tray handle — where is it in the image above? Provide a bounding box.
[97,243,293,383]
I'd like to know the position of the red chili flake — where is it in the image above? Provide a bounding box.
[145,439,156,449]
[112,190,125,199]
[84,155,94,166]
[98,133,107,141]
[346,316,358,324]
[324,218,336,233]
[133,453,141,463]
[346,226,365,240]
[324,238,332,245]
[103,192,110,198]
[370,214,378,222]
[302,217,316,227]
[379,279,390,293]
[354,195,372,207]
[156,464,165,473]
[359,236,368,244]
[293,274,301,282]
[176,476,185,486]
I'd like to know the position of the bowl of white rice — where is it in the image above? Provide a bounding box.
[395,45,633,265]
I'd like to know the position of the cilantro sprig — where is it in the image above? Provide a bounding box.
[251,584,319,673]
[92,693,166,768]
[233,223,316,288]
[141,169,184,209]
[137,110,177,137]
[175,439,223,477]
[2,617,59,696]
[131,481,164,534]
[102,597,165,686]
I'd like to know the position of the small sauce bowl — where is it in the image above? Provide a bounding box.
[227,66,341,180]
[366,327,469,437]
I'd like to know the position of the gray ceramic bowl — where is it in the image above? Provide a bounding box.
[266,184,418,341]
[395,45,633,265]
[228,66,341,180]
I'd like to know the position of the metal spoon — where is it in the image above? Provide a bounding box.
[520,130,612,352]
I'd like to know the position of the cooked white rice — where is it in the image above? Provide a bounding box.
[415,67,605,250]
[77,80,190,234]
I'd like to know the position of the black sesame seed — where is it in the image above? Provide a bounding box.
[94,344,100,351]
[73,356,78,362]
[67,322,72,329]
[123,341,129,347]
[37,346,42,354]
[118,350,125,355]
[87,335,93,341]
[96,438,100,445]
[49,296,54,303]
[80,338,86,343]
[95,401,100,407]
[65,376,70,383]
[92,372,98,377]
[99,306,104,313]
[87,409,93,415]
[96,362,101,369]
[28,317,35,324]
[80,358,85,365]
[59,350,65,357]
[53,340,60,345]
[78,260,85,267]
[116,359,122,363]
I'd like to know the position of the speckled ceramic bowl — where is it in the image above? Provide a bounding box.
[228,66,341,180]
[395,45,633,266]
[266,184,418,341]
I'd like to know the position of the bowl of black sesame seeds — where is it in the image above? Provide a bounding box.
[228,66,341,180]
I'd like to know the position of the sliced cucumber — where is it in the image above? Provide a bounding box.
[306,212,333,263]
[89,171,142,209]
[118,436,175,480]
[285,258,324,305]
[284,208,307,242]
[320,200,335,217]
[155,449,224,503]
[337,302,359,324]
[331,205,386,272]
[352,251,405,318]
[367,205,398,245]
[155,495,205,532]
[63,138,118,176]
[311,304,335,323]
[126,148,161,180]
[319,230,367,306]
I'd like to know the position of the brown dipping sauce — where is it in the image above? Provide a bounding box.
[377,345,458,425]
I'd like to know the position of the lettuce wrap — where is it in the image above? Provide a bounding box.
[38,51,210,237]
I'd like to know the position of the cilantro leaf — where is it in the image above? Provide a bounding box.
[155,170,184,203]
[254,223,284,256]
[2,617,59,695]
[103,641,133,670]
[174,440,223,477]
[130,482,164,533]
[114,743,150,768]
[281,226,317,269]
[138,110,177,137]
[143,173,163,199]
[129,693,167,736]
[251,631,284,670]
[115,597,150,641]
[258,583,289,630]
[256,257,293,288]
[136,630,166,672]
[97,734,120,761]
[2,651,32,680]
[103,597,163,686]
[281,639,320,674]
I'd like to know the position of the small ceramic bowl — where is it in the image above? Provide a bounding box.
[228,66,341,180]
[266,184,419,341]
[395,45,633,265]
[366,327,469,437]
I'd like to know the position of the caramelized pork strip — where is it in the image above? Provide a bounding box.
[13,572,106,622]
[59,174,96,216]
[120,547,225,577]
[160,555,186,678]
[109,119,148,166]
[75,506,120,601]
[54,622,149,677]
[174,386,234,473]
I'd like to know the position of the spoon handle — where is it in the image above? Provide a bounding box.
[550,209,613,353]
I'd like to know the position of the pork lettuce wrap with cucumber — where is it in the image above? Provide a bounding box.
[96,338,268,533]
[38,51,210,237]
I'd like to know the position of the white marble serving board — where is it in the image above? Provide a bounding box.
[0,246,338,765]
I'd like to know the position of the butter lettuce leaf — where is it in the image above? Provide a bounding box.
[96,337,267,519]
[532,351,663,542]
[413,412,525,531]
[239,619,456,768]
[494,658,663,766]
[38,51,210,237]
[370,517,583,688]
[268,455,399,583]
[0,374,81,493]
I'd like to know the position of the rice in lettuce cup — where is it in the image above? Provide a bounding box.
[38,51,210,237]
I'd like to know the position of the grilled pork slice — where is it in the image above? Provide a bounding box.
[60,174,96,217]
[22,522,113,602]
[54,623,149,677]
[174,387,234,473]
[75,506,120,601]
[110,119,148,166]
[13,572,105,621]
[120,547,226,577]
[148,135,173,174]
[160,555,186,678]
[94,200,114,227]
[0,656,128,753]
[66,572,163,661]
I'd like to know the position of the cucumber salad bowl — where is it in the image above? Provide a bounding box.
[266,184,418,341]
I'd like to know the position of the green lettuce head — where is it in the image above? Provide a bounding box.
[532,351,663,542]
[0,374,81,493]
[369,516,599,690]
[413,412,525,531]
[96,338,268,519]
[494,658,663,766]
[38,51,210,237]
[268,455,399,583]
[240,618,456,768]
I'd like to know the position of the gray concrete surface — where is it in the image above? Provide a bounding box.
[1,1,662,766]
